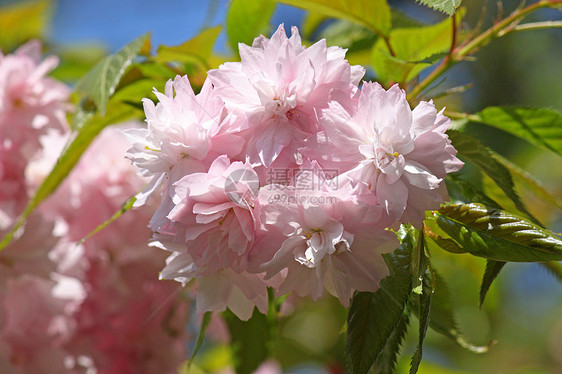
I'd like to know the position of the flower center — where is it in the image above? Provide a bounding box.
[295,228,351,268]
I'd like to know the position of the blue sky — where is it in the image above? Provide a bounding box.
[49,0,304,53]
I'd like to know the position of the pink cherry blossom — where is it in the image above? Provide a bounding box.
[255,166,398,306]
[0,40,69,149]
[62,254,190,374]
[0,214,60,286]
[30,125,193,372]
[208,24,364,169]
[0,150,29,230]
[0,40,70,228]
[124,75,243,206]
[0,276,73,374]
[153,155,268,319]
[122,24,465,321]
[40,126,152,255]
[165,155,258,265]
[302,82,463,227]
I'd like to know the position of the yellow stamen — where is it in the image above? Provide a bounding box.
[144,145,161,152]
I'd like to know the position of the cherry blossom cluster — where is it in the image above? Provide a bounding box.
[0,40,69,229]
[0,42,192,373]
[126,24,464,320]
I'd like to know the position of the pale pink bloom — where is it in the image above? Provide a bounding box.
[196,268,268,320]
[303,82,463,227]
[1,135,62,283]
[0,276,72,374]
[156,243,268,320]
[124,75,243,206]
[39,126,155,262]
[0,151,28,230]
[0,214,59,286]
[163,155,259,267]
[256,166,398,306]
[154,156,268,319]
[33,125,192,373]
[63,255,190,374]
[0,41,70,227]
[0,40,70,149]
[208,24,364,169]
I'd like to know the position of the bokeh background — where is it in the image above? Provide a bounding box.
[0,0,560,373]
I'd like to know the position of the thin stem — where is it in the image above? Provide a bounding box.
[499,20,562,35]
[449,13,458,58]
[430,83,473,99]
[406,13,459,102]
[457,0,562,56]
[382,35,396,57]
[442,110,481,121]
[406,0,562,102]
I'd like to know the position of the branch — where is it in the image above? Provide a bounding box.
[406,0,562,102]
[499,20,562,36]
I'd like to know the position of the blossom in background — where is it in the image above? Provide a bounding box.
[0,40,74,374]
[0,40,70,230]
[0,276,74,374]
[41,127,192,373]
[0,66,193,373]
[0,40,70,143]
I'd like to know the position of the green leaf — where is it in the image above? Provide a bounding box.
[371,10,460,83]
[479,260,506,308]
[372,310,410,374]
[0,102,142,251]
[416,0,462,16]
[411,229,427,294]
[425,268,491,353]
[471,106,562,157]
[425,225,466,254]
[155,26,222,67]
[134,61,178,80]
[390,9,424,29]
[0,0,50,51]
[447,130,538,224]
[277,0,391,37]
[319,20,377,52]
[302,11,328,38]
[446,173,503,210]
[51,44,108,83]
[75,34,149,115]
[436,203,562,262]
[493,153,562,211]
[223,308,272,374]
[346,229,413,374]
[226,0,276,54]
[111,79,160,104]
[409,237,431,374]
